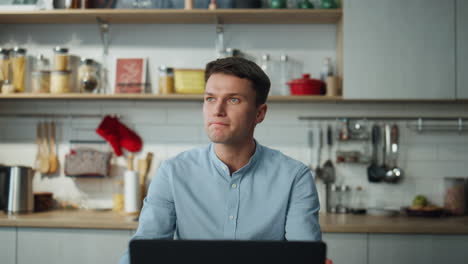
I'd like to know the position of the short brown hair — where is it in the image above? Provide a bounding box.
[205,57,270,106]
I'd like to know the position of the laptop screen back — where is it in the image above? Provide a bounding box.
[130,240,326,264]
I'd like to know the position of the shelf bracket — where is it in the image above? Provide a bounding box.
[97,17,110,56]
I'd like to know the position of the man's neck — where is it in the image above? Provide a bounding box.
[214,139,256,175]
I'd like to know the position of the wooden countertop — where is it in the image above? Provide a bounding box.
[1,210,467,234]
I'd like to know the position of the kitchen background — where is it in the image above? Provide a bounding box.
[1,8,467,213]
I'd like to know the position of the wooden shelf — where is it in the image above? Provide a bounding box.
[0,93,342,102]
[0,9,342,24]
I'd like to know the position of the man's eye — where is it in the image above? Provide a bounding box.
[205,97,215,102]
[229,98,240,104]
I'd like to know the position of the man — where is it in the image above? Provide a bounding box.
[119,57,321,264]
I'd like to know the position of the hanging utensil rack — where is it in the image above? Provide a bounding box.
[298,116,468,134]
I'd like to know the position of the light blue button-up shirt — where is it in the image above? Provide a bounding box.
[119,141,321,264]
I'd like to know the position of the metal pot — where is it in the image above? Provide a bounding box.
[0,165,34,214]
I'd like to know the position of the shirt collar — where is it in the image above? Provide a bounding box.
[209,139,262,176]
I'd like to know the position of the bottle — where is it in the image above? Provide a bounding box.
[279,54,291,95]
[351,186,367,214]
[260,54,278,95]
[320,57,333,82]
[158,66,174,94]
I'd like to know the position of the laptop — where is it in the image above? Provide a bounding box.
[130,239,327,264]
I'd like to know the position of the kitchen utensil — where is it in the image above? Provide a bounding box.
[34,122,42,171]
[48,121,58,174]
[39,122,50,174]
[287,74,324,95]
[314,128,324,181]
[385,124,403,183]
[0,165,34,214]
[367,124,385,182]
[322,125,335,183]
[378,124,390,179]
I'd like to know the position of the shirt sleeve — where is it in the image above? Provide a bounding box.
[284,165,322,241]
[118,161,176,264]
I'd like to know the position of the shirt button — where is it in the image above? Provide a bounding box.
[231,184,237,189]
[229,215,234,220]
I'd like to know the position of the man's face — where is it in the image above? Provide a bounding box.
[203,73,267,145]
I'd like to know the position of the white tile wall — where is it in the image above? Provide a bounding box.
[1,100,468,211]
[1,23,467,212]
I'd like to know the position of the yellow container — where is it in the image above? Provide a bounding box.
[174,69,205,94]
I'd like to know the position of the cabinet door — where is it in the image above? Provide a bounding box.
[0,227,16,264]
[17,228,133,264]
[369,234,468,264]
[322,233,367,264]
[457,0,468,98]
[343,0,456,99]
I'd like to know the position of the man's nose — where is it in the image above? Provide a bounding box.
[213,100,226,116]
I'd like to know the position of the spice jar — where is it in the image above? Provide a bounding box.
[0,48,10,89]
[78,58,99,93]
[50,70,71,93]
[53,47,70,71]
[158,66,174,94]
[12,47,27,93]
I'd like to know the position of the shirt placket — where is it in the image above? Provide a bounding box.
[223,170,241,239]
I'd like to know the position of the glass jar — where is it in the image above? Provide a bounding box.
[78,58,99,93]
[53,46,70,71]
[50,70,71,93]
[158,66,174,94]
[12,47,27,93]
[31,71,51,93]
[351,186,367,214]
[444,177,467,216]
[0,48,10,88]
[337,185,350,213]
[112,180,124,212]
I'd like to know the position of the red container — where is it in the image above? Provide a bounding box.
[287,74,324,95]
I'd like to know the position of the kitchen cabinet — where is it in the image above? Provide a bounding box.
[457,0,468,99]
[0,227,16,264]
[343,0,456,99]
[368,234,468,264]
[322,233,367,264]
[17,227,133,264]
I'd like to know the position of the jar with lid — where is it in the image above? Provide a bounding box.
[158,66,174,94]
[11,47,27,93]
[53,47,70,71]
[50,70,71,94]
[31,54,51,94]
[0,48,10,89]
[444,177,467,216]
[78,58,99,93]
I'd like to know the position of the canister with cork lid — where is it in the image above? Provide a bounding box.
[158,66,174,94]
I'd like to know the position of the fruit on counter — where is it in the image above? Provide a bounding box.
[412,195,428,209]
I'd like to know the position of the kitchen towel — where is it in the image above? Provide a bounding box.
[96,115,143,156]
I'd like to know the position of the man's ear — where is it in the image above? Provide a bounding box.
[255,104,267,124]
